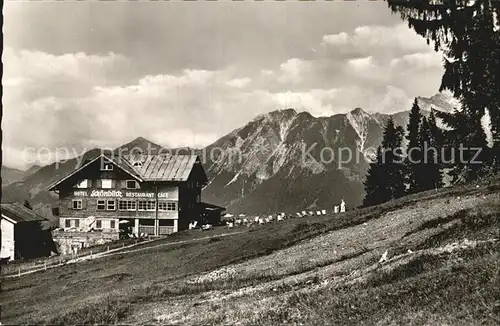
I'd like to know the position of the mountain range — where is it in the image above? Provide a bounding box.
[1,92,458,221]
[1,165,42,186]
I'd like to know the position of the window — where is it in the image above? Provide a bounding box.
[107,200,116,210]
[75,219,80,228]
[97,200,106,210]
[76,179,88,188]
[65,219,71,227]
[110,220,116,229]
[118,199,136,211]
[101,179,112,189]
[102,163,113,171]
[96,220,102,229]
[138,200,156,211]
[126,180,139,189]
[158,201,177,211]
[159,219,174,226]
[133,161,143,168]
[72,199,83,210]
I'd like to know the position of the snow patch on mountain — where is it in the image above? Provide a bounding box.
[346,108,373,153]
[417,92,461,113]
[226,172,240,187]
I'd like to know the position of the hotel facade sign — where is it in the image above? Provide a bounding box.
[73,190,176,199]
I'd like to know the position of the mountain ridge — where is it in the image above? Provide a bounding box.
[1,92,458,216]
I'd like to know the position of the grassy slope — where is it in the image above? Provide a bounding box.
[1,179,499,325]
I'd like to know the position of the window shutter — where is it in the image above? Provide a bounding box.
[112,180,117,188]
[82,199,87,209]
[121,180,127,188]
[96,179,102,188]
[88,179,93,188]
[68,200,73,209]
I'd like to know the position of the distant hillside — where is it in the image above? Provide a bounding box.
[2,166,27,186]
[1,164,43,187]
[115,136,165,155]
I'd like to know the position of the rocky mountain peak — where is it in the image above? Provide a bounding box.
[416,91,461,113]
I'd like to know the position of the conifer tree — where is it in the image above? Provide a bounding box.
[386,0,499,181]
[363,147,389,207]
[428,109,443,148]
[420,117,444,190]
[435,109,489,183]
[23,200,33,210]
[363,118,406,207]
[405,98,424,194]
[427,109,445,188]
[382,118,406,199]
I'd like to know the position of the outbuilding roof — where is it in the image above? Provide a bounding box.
[200,202,226,212]
[1,203,48,224]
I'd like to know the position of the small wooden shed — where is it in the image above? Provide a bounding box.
[1,202,50,261]
[199,202,226,226]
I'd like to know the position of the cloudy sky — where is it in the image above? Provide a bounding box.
[3,1,444,169]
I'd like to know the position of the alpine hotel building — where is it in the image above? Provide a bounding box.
[47,153,223,236]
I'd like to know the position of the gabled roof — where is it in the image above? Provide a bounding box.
[123,154,203,182]
[46,153,206,191]
[46,154,143,191]
[1,203,48,224]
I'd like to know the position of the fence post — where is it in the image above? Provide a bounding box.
[107,246,110,252]
[90,250,92,259]
[18,267,21,277]
[44,261,47,271]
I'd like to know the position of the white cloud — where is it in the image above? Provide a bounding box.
[261,70,275,76]
[226,78,251,88]
[3,22,446,169]
[278,58,311,84]
[321,23,435,61]
[269,89,340,116]
[347,56,376,72]
[322,32,349,45]
[379,86,413,113]
[390,52,442,69]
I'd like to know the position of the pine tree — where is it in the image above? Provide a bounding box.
[435,109,489,183]
[428,109,443,148]
[386,0,499,181]
[363,118,406,207]
[383,119,406,199]
[427,109,445,188]
[23,200,33,210]
[420,117,444,190]
[363,147,389,207]
[405,98,424,193]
